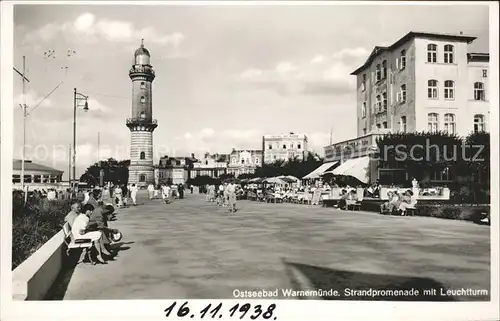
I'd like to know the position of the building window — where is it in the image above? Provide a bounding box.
[241,159,245,164]
[140,96,146,103]
[382,92,387,111]
[400,84,407,102]
[382,60,387,79]
[139,174,146,182]
[376,95,381,112]
[482,69,488,78]
[140,82,146,89]
[400,50,406,70]
[34,175,41,183]
[361,74,366,91]
[232,158,237,164]
[43,176,49,183]
[376,124,381,129]
[444,80,455,100]
[362,102,367,118]
[297,144,301,149]
[140,152,145,160]
[382,122,388,129]
[255,158,260,164]
[24,175,31,183]
[474,82,485,101]
[400,116,407,132]
[428,113,439,132]
[428,79,438,99]
[444,113,456,134]
[268,144,272,150]
[50,176,56,183]
[12,175,20,183]
[282,144,286,149]
[363,128,367,135]
[427,43,437,63]
[474,114,485,132]
[444,44,454,63]
[376,64,381,81]
[140,111,146,119]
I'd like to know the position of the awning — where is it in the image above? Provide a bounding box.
[326,156,370,183]
[302,161,339,179]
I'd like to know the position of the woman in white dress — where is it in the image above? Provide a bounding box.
[130,183,138,205]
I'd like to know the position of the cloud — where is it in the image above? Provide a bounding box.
[236,47,369,96]
[14,90,52,109]
[23,13,185,48]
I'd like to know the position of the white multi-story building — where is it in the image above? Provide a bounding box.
[262,133,308,164]
[315,31,490,185]
[227,149,262,176]
[350,31,489,137]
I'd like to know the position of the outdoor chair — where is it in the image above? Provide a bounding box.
[63,222,101,265]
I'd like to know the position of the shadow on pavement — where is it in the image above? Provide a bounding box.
[44,241,135,300]
[283,260,459,301]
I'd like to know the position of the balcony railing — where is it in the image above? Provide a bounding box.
[129,65,155,75]
[126,118,158,125]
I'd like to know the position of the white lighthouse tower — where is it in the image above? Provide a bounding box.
[127,39,157,187]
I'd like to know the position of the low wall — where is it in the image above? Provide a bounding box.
[12,229,66,300]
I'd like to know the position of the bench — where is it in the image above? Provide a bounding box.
[62,222,100,264]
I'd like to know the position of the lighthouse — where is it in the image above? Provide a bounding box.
[126,39,157,188]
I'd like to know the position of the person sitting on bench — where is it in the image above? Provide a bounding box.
[336,189,349,209]
[72,203,106,264]
[398,190,417,216]
[380,191,400,214]
[345,190,359,210]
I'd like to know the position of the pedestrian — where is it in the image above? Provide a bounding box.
[114,185,123,208]
[148,183,155,199]
[190,185,193,194]
[162,184,171,204]
[178,184,185,199]
[130,183,138,205]
[227,180,237,213]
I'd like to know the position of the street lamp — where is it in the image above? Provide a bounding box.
[73,88,89,191]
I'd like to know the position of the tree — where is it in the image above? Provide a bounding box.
[253,153,323,179]
[218,173,235,182]
[79,158,130,187]
[238,173,256,180]
[186,175,219,187]
[375,131,463,182]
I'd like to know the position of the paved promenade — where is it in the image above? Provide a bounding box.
[56,192,490,301]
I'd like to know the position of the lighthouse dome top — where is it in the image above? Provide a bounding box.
[134,39,151,65]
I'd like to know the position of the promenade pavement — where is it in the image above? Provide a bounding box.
[56,192,490,300]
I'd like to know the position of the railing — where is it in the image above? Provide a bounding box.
[126,118,158,125]
[129,65,155,75]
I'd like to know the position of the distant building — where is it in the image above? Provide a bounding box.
[12,159,64,190]
[190,152,228,179]
[227,149,262,177]
[262,133,308,164]
[155,154,197,185]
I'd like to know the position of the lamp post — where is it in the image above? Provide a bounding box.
[73,88,89,191]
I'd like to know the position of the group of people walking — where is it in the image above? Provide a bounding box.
[85,183,139,208]
[206,180,238,213]
[147,183,186,204]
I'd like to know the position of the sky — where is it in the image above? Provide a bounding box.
[13,3,490,180]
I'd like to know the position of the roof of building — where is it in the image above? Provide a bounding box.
[134,40,150,57]
[13,159,64,174]
[351,31,478,75]
[468,52,490,62]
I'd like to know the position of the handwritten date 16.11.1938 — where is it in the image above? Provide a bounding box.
[164,301,278,320]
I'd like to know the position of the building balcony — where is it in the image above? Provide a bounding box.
[126,117,158,128]
[129,65,156,79]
